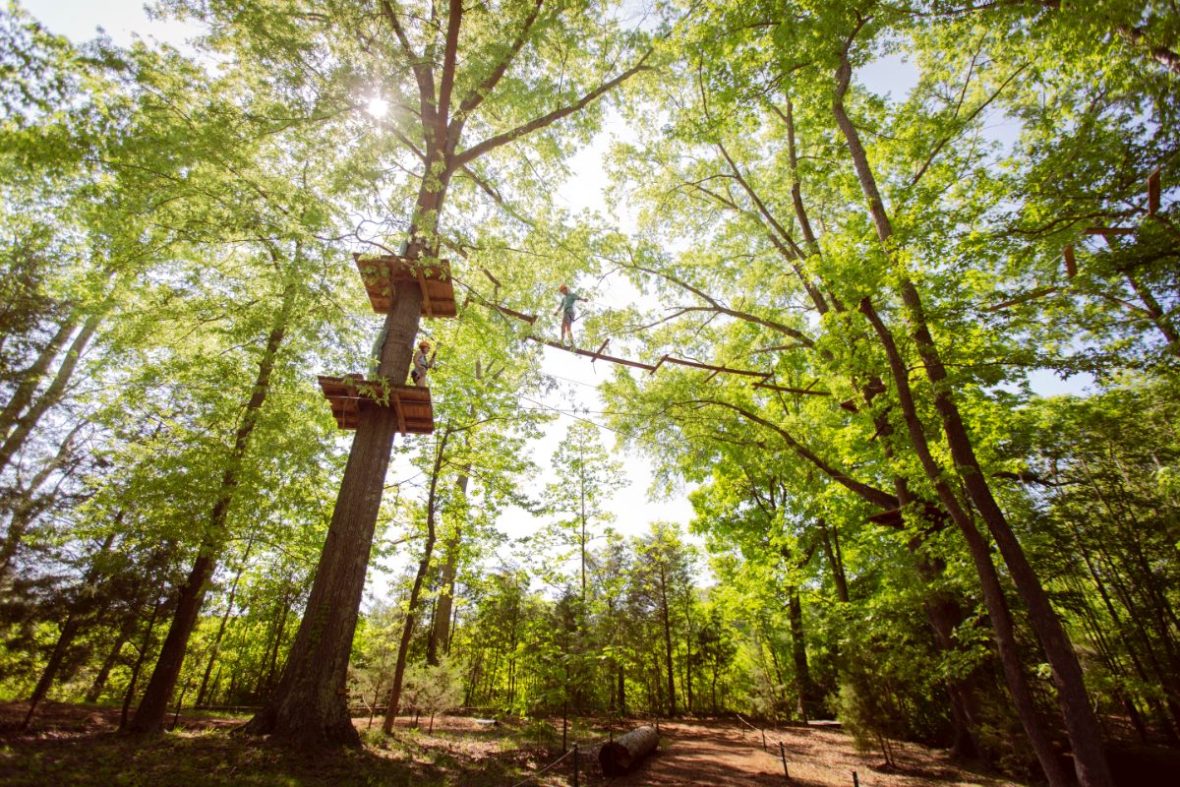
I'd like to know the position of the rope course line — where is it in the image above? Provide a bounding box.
[451,278,831,396]
[518,397,648,439]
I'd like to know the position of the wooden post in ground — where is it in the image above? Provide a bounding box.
[573,743,580,787]
[780,741,790,781]
[852,770,859,786]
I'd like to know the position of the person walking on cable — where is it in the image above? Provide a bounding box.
[555,284,585,347]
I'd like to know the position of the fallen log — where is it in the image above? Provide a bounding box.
[599,725,658,776]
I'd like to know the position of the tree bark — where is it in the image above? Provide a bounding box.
[243,0,644,744]
[861,296,1069,786]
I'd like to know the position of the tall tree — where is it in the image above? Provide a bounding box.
[190,0,653,746]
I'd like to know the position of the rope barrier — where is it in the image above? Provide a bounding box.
[734,713,760,732]
[508,745,577,787]
[736,714,800,783]
[505,719,637,787]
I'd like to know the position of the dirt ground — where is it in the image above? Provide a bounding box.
[0,701,1153,786]
[587,719,1017,787]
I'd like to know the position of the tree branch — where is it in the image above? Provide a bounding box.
[453,51,652,168]
[458,0,544,117]
[678,398,899,510]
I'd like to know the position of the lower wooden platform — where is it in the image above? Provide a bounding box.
[317,374,434,434]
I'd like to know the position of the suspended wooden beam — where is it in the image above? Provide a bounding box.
[1148,168,1161,216]
[317,375,434,434]
[475,294,777,384]
[353,253,458,318]
[1063,244,1077,278]
[527,336,657,371]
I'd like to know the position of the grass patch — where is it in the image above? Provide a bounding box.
[0,729,447,787]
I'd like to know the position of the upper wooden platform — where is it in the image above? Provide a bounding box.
[317,374,434,434]
[353,253,457,318]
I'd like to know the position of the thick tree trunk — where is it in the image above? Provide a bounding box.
[129,297,291,734]
[246,143,447,743]
[905,277,1113,784]
[383,430,448,733]
[244,397,408,744]
[861,296,1069,786]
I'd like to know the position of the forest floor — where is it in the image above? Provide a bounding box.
[0,700,1076,786]
[592,719,1016,787]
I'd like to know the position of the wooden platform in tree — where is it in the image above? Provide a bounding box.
[353,253,458,318]
[317,374,434,434]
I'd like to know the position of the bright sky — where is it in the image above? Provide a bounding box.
[21,1,1087,592]
[22,1,698,577]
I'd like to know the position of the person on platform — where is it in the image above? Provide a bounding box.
[410,340,435,387]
